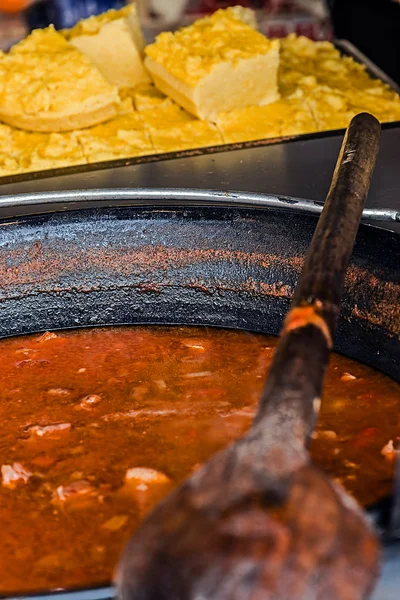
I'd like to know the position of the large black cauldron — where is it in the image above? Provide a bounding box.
[0,190,398,600]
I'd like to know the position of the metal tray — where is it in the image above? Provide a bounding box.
[0,39,399,189]
[0,188,398,225]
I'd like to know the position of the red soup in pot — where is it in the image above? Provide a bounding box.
[0,325,398,594]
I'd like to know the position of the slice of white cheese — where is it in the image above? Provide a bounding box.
[145,7,280,122]
[65,4,149,89]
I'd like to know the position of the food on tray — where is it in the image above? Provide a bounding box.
[306,86,359,132]
[0,325,398,593]
[0,27,121,133]
[63,5,150,89]
[144,7,280,121]
[15,130,86,172]
[0,5,400,178]
[279,34,400,129]
[0,123,21,176]
[225,5,259,30]
[281,34,392,96]
[0,123,86,176]
[217,96,316,143]
[77,105,153,162]
[132,84,223,152]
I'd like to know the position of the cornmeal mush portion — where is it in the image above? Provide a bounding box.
[63,4,149,89]
[0,126,86,176]
[1,6,400,180]
[0,124,22,177]
[145,6,280,121]
[0,26,121,132]
[76,104,153,163]
[217,96,316,144]
[279,34,400,128]
[15,130,86,173]
[131,84,223,152]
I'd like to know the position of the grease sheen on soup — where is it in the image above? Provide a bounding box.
[0,326,399,594]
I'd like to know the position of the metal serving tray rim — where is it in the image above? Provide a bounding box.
[0,188,397,226]
[0,39,399,188]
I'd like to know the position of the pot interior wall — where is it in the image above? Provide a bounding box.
[0,205,398,382]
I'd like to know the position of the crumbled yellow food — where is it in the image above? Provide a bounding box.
[0,123,22,176]
[0,6,400,182]
[0,26,120,133]
[305,86,359,132]
[344,87,400,123]
[217,97,317,144]
[146,8,275,87]
[279,34,400,106]
[64,4,149,89]
[0,155,20,178]
[0,127,87,177]
[280,35,339,78]
[63,5,135,39]
[276,35,400,130]
[145,7,280,120]
[16,131,87,173]
[280,34,400,105]
[222,5,259,30]
[306,84,400,131]
[77,107,153,163]
[129,83,166,111]
[131,84,223,152]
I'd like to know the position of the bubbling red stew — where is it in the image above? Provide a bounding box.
[0,326,399,594]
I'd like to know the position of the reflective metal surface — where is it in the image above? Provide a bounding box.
[0,187,397,224]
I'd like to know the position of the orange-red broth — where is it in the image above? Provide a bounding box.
[0,326,399,594]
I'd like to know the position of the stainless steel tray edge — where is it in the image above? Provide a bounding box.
[0,188,397,226]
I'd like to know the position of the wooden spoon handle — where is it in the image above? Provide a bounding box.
[292,111,381,331]
[254,113,381,444]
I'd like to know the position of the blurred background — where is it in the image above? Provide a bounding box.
[0,0,333,49]
[0,0,399,84]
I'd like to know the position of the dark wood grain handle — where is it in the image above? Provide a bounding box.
[254,113,381,445]
[292,112,381,334]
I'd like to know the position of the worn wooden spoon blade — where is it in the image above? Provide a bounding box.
[116,443,379,600]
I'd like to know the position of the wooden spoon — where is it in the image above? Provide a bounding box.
[116,113,381,600]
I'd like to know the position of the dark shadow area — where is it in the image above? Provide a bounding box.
[329,0,400,84]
